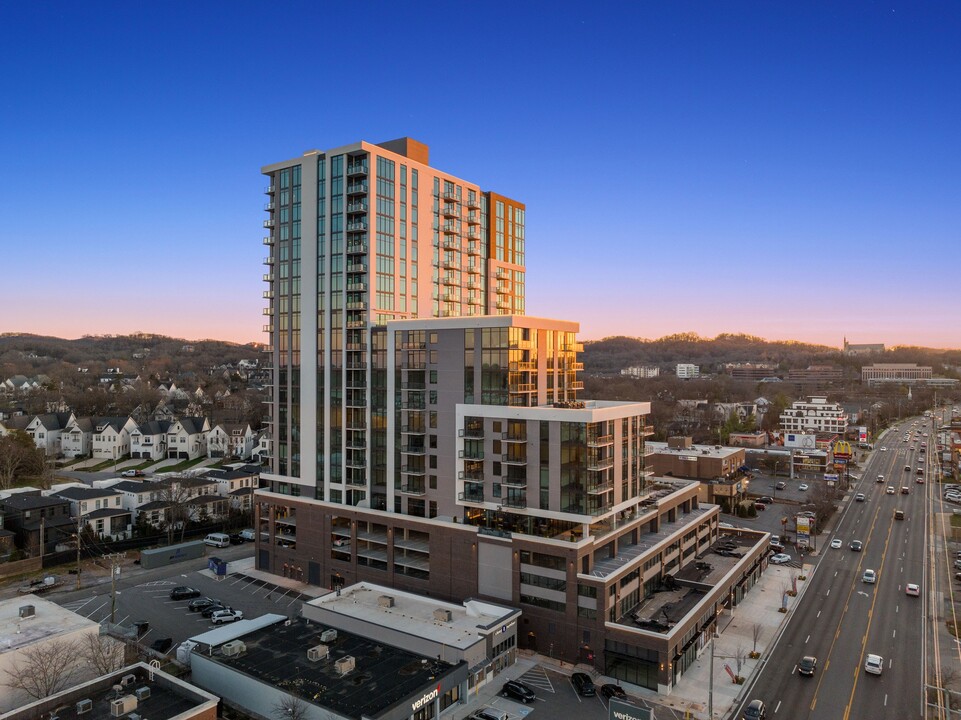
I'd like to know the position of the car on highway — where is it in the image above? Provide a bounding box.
[865,654,884,675]
[210,608,244,624]
[600,683,628,700]
[917,477,925,484]
[850,540,863,552]
[904,465,912,472]
[862,569,877,584]
[901,486,910,494]
[855,493,866,502]
[876,475,884,483]
[770,553,792,565]
[775,481,786,490]
[169,586,201,601]
[906,583,920,597]
[742,699,767,719]
[886,486,896,495]
[501,680,536,703]
[830,538,842,549]
[188,597,221,612]
[798,655,817,676]
[880,446,887,451]
[571,672,596,697]
[798,483,809,491]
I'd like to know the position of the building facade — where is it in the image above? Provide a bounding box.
[861,363,933,385]
[779,396,847,435]
[675,364,700,379]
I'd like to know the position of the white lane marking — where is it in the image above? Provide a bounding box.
[805,635,810,644]
[775,700,782,714]
[817,610,821,618]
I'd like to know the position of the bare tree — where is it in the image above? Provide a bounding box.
[734,646,747,682]
[273,695,310,720]
[81,634,125,676]
[159,480,193,544]
[3,638,80,700]
[751,623,762,656]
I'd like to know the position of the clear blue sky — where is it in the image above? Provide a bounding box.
[2,1,959,347]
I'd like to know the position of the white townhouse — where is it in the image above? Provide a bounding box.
[252,430,270,463]
[206,422,257,459]
[91,416,139,460]
[49,486,131,539]
[60,416,95,458]
[111,480,159,520]
[130,419,172,460]
[25,412,75,456]
[201,468,259,511]
[779,396,848,435]
[165,417,210,460]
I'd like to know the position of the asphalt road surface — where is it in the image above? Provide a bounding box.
[734,420,929,720]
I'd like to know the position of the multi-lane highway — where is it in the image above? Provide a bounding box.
[735,418,934,719]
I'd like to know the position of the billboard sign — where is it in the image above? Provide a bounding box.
[796,515,811,548]
[859,426,868,442]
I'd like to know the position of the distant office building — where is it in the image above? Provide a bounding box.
[676,363,700,379]
[787,366,843,384]
[861,363,933,386]
[843,338,884,355]
[726,363,775,381]
[779,396,847,435]
[621,365,660,378]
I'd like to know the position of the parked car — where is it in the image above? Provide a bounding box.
[864,654,884,675]
[571,672,596,697]
[471,710,508,720]
[743,699,767,719]
[601,683,628,700]
[501,680,536,703]
[188,597,220,612]
[151,637,173,653]
[756,496,774,505]
[210,608,244,624]
[775,481,786,490]
[229,533,246,545]
[798,655,817,676]
[754,503,766,511]
[770,553,792,565]
[239,528,257,541]
[169,586,201,601]
[201,603,229,618]
[121,469,145,477]
[798,484,809,491]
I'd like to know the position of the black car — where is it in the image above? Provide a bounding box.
[743,699,767,720]
[169,586,201,601]
[501,680,536,703]
[229,533,246,545]
[151,637,173,654]
[201,603,229,618]
[798,655,817,676]
[756,496,774,505]
[849,540,863,552]
[188,597,220,612]
[571,672,596,697]
[600,683,627,700]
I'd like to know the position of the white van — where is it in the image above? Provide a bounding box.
[204,533,230,548]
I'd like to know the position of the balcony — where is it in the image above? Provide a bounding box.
[570,362,584,371]
[466,213,480,225]
[458,426,484,439]
[587,434,614,447]
[263,236,273,245]
[501,476,527,488]
[264,202,275,212]
[345,476,368,486]
[459,448,484,460]
[443,238,461,251]
[263,218,274,228]
[442,275,460,286]
[642,424,655,436]
[466,194,481,209]
[263,256,274,265]
[400,444,426,455]
[466,243,481,256]
[467,228,480,240]
[347,162,368,176]
[346,359,368,369]
[511,383,535,393]
[347,242,368,255]
[401,360,427,369]
[496,284,510,294]
[458,468,485,481]
[265,184,276,194]
[346,342,367,352]
[400,465,426,476]
[587,457,615,471]
[458,490,485,504]
[443,190,460,201]
[496,300,510,310]
[346,263,368,274]
[569,381,584,390]
[345,457,367,469]
[347,220,368,233]
[347,201,368,214]
[465,264,481,274]
[346,281,367,292]
[442,260,460,272]
[399,483,426,496]
[503,432,527,443]
[401,380,426,389]
[401,425,426,435]
[502,493,528,509]
[443,222,458,234]
[587,480,614,495]
[442,203,458,218]
[347,182,368,195]
[402,399,426,410]
[510,361,537,371]
[262,307,273,316]
[501,454,527,466]
[262,324,272,334]
[263,290,274,299]
[346,320,367,329]
[346,300,367,310]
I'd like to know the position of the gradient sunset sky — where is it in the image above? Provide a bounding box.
[3,2,959,348]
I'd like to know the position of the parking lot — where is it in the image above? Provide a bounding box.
[54,553,311,657]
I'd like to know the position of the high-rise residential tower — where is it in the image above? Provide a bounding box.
[261,138,525,504]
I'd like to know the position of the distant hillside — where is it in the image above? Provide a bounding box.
[582,332,961,375]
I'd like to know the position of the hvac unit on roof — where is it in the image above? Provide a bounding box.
[110,695,137,717]
[19,605,35,619]
[307,644,329,662]
[121,673,136,687]
[378,595,395,608]
[433,608,452,622]
[135,686,151,701]
[221,640,246,657]
[319,629,337,643]
[75,699,93,715]
[334,655,356,675]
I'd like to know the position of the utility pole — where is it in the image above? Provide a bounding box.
[75,515,83,590]
[708,629,716,720]
[107,552,127,623]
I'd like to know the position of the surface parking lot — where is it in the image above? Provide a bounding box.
[56,560,310,656]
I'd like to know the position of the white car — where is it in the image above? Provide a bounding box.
[799,483,809,491]
[865,654,884,675]
[862,569,877,584]
[880,446,887,451]
[906,583,920,597]
[770,553,792,565]
[830,538,842,549]
[210,609,244,624]
[886,486,895,495]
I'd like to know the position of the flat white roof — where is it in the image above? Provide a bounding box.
[188,613,287,646]
[0,595,98,654]
[648,441,743,459]
[306,583,519,651]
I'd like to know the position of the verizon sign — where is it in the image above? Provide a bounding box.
[411,683,441,713]
[609,698,653,720]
